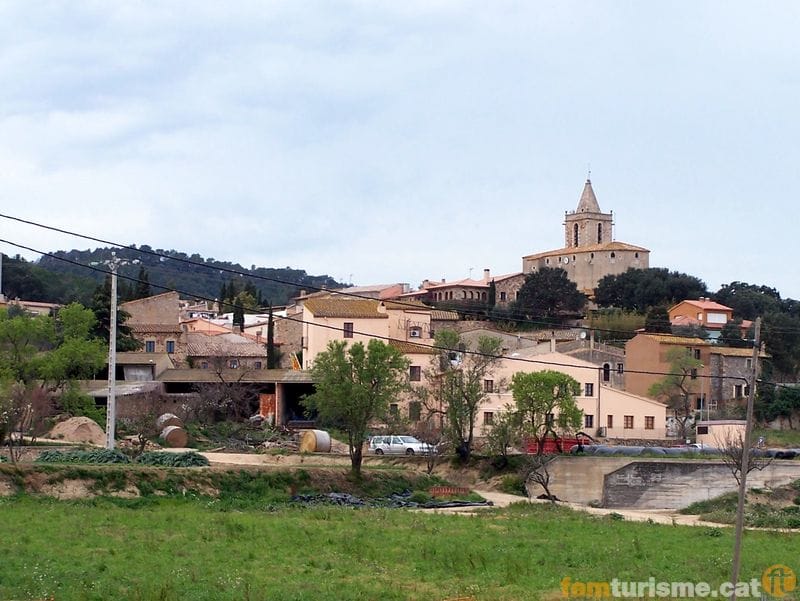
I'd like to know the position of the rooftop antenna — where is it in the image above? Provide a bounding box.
[587,163,591,181]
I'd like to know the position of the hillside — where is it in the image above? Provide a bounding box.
[4,248,344,306]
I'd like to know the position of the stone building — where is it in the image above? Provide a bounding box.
[522,179,650,295]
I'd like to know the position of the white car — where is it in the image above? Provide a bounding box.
[368,435,435,456]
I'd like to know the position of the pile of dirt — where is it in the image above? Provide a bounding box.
[47,417,105,446]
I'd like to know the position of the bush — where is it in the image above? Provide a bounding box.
[408,490,432,504]
[136,451,210,467]
[499,474,527,497]
[36,449,130,464]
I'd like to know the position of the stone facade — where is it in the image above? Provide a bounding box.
[521,179,650,294]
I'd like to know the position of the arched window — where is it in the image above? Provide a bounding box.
[573,223,579,247]
[603,363,611,382]
[597,223,603,243]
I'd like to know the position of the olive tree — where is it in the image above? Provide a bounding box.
[511,370,583,455]
[304,340,410,475]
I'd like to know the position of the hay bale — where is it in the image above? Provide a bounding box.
[160,425,189,448]
[299,429,331,453]
[47,417,105,446]
[155,413,183,431]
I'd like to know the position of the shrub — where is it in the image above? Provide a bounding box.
[409,490,432,504]
[136,451,210,467]
[499,474,527,496]
[36,449,130,464]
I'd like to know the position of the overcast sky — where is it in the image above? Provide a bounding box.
[1,2,799,299]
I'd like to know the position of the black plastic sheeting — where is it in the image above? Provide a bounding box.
[571,445,799,459]
[290,491,495,510]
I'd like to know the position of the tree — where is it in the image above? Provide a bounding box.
[487,280,496,311]
[714,281,782,321]
[521,453,558,503]
[644,305,671,333]
[762,312,800,380]
[133,265,152,299]
[0,304,106,460]
[718,319,748,348]
[514,268,586,321]
[510,370,582,455]
[715,429,773,486]
[648,347,703,440]
[484,406,522,467]
[266,304,278,369]
[595,268,707,312]
[419,330,504,461]
[90,276,141,351]
[304,340,410,475]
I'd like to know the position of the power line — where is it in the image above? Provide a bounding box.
[0,236,765,386]
[4,211,796,340]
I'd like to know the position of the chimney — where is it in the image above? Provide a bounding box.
[441,278,446,284]
[483,268,490,283]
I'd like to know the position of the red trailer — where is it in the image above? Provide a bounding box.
[525,433,594,454]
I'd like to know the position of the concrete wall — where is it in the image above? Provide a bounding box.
[542,456,800,509]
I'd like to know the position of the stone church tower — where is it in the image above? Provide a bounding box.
[564,179,613,249]
[522,179,650,295]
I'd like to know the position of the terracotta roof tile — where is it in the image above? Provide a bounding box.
[304,298,387,318]
[522,241,649,261]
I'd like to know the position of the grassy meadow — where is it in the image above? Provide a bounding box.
[1,494,798,601]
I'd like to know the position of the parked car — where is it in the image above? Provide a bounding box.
[368,435,435,455]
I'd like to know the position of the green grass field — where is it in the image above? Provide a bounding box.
[1,495,797,601]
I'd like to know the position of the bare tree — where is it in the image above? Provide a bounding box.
[521,453,557,504]
[715,430,773,486]
[1,383,54,464]
[193,356,258,422]
[412,418,448,475]
[125,389,166,457]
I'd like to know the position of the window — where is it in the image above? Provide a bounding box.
[343,322,354,338]
[409,366,421,381]
[584,383,594,397]
[484,412,494,426]
[145,340,155,353]
[746,358,753,369]
[744,384,750,396]
[584,414,594,428]
[624,415,634,429]
[602,363,610,382]
[166,340,175,354]
[694,349,701,360]
[645,416,655,430]
[500,291,507,302]
[229,359,239,369]
[597,223,602,244]
[697,425,709,435]
[574,223,579,246]
[617,363,624,374]
[409,402,421,422]
[389,403,399,417]
[734,384,743,397]
[201,361,208,369]
[690,368,698,380]
[484,379,494,393]
[254,361,262,369]
[607,415,613,429]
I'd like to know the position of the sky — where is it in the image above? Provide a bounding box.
[1,2,799,299]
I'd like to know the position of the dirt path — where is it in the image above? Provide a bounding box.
[192,450,719,526]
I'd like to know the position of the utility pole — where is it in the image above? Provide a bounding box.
[729,316,761,598]
[105,253,121,450]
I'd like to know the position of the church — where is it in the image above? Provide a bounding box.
[521,179,649,295]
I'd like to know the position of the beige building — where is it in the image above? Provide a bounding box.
[301,296,437,370]
[522,179,649,294]
[475,349,667,440]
